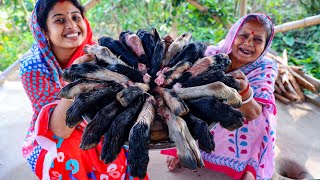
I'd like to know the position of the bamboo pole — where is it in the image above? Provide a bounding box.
[274,14,320,33]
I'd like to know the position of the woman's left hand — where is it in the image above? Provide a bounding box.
[229,70,249,94]
[73,54,95,64]
[229,70,262,120]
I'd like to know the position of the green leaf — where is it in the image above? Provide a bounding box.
[282,36,295,47]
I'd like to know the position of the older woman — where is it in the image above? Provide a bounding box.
[163,13,278,180]
[19,0,144,179]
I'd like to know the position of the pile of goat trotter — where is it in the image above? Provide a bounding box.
[59,28,245,179]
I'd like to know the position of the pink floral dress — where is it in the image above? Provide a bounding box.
[161,13,278,180]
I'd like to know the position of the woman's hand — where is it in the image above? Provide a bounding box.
[229,70,250,98]
[73,54,95,64]
[50,54,94,138]
[228,70,262,120]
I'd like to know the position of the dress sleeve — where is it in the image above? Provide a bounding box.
[20,55,61,137]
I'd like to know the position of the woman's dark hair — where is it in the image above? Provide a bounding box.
[36,0,85,32]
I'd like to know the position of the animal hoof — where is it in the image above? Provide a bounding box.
[219,108,244,131]
[227,88,242,108]
[179,155,198,170]
[225,120,244,131]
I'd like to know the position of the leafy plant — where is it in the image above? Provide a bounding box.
[0,0,34,71]
[1,0,319,79]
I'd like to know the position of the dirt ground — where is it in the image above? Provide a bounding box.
[0,80,319,180]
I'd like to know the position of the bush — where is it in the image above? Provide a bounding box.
[0,31,33,71]
[1,0,319,79]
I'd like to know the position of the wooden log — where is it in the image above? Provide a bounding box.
[275,93,291,104]
[283,91,300,102]
[278,53,301,100]
[282,49,288,66]
[279,65,299,97]
[267,51,318,93]
[288,72,305,102]
[289,66,304,75]
[290,66,320,92]
[289,68,317,94]
[283,78,298,96]
[274,14,320,33]
[268,52,286,66]
[305,94,320,108]
[302,74,320,92]
[276,78,287,94]
[274,84,282,94]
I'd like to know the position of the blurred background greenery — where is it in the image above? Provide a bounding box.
[0,0,319,78]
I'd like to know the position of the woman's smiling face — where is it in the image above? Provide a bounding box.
[230,20,267,67]
[45,1,87,51]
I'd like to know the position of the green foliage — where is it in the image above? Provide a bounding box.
[85,0,177,39]
[0,0,319,79]
[272,25,320,79]
[172,0,235,44]
[0,0,35,71]
[0,32,34,70]
[249,0,320,79]
[84,0,236,45]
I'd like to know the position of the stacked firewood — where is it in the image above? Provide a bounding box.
[266,51,319,104]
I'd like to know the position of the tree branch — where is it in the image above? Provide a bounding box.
[84,0,101,12]
[186,0,208,12]
[186,0,226,26]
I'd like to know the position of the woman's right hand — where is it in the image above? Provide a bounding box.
[73,54,95,64]
[51,54,94,138]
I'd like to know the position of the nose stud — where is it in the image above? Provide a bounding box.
[244,41,253,47]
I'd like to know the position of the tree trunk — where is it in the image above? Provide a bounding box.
[239,0,247,17]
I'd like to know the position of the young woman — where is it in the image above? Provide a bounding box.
[163,13,278,180]
[20,1,144,179]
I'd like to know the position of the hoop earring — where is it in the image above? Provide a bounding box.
[46,38,51,49]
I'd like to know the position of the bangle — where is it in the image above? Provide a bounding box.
[239,84,250,96]
[242,87,254,104]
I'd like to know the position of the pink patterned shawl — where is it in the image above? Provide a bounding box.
[161,13,278,180]
[202,13,278,180]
